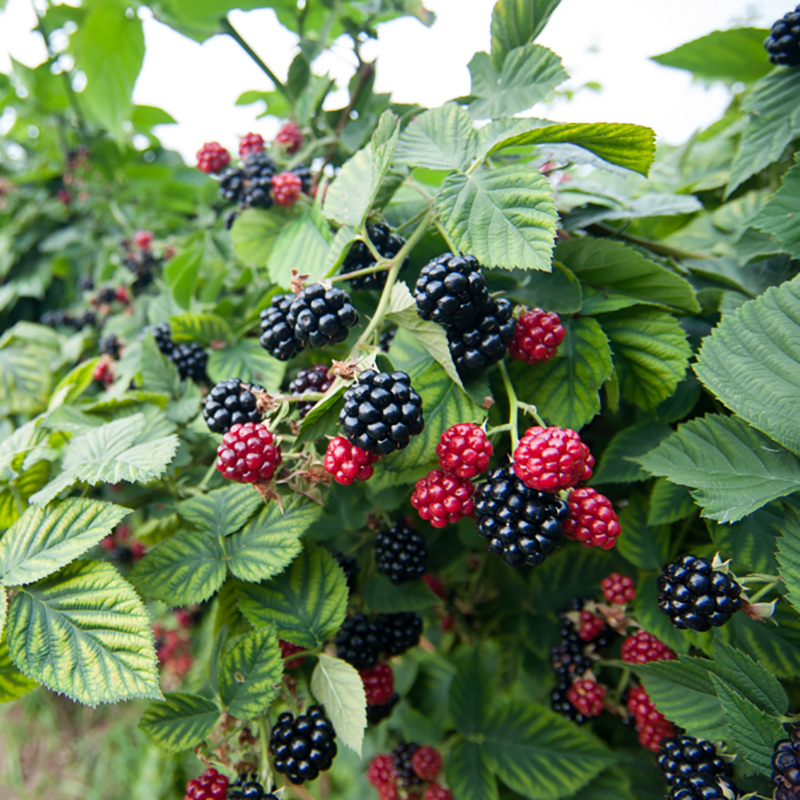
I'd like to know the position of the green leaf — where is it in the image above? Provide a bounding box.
[311,653,366,755]
[170,313,232,345]
[510,316,612,432]
[599,307,691,411]
[501,260,583,314]
[590,422,673,485]
[730,606,800,681]
[468,44,568,119]
[637,414,800,523]
[778,509,800,615]
[695,277,800,456]
[648,479,696,525]
[394,103,477,170]
[164,248,202,310]
[226,496,320,583]
[140,335,180,397]
[231,208,284,268]
[449,648,492,736]
[0,640,37,704]
[268,210,332,288]
[6,561,161,706]
[447,739,499,800]
[0,336,54,415]
[363,574,440,613]
[709,504,782,575]
[50,357,100,408]
[237,544,348,649]
[752,160,800,259]
[710,674,786,776]
[220,626,283,720]
[0,585,4,640]
[139,692,220,753]
[651,28,772,84]
[615,493,669,571]
[129,530,226,606]
[481,701,613,800]
[437,163,558,272]
[206,340,286,393]
[177,484,262,538]
[491,0,562,69]
[0,498,128,586]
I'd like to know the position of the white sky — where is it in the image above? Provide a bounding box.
[0,0,791,162]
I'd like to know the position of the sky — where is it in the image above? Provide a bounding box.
[0,0,791,163]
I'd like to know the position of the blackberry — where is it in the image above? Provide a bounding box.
[657,554,742,632]
[291,164,312,193]
[241,152,277,209]
[335,614,382,670]
[773,732,800,800]
[338,370,424,455]
[40,310,73,327]
[367,692,399,725]
[550,681,586,725]
[341,222,408,291]
[78,274,94,291]
[219,166,246,205]
[97,287,117,303]
[379,327,396,353]
[765,7,800,66]
[227,774,279,799]
[260,293,305,361]
[99,334,122,359]
[270,705,337,785]
[474,465,569,567]
[74,310,97,331]
[224,209,239,229]
[203,378,265,433]
[414,253,490,327]
[392,743,422,789]
[332,550,360,594]
[447,298,516,373]
[152,322,174,356]
[170,342,208,382]
[375,520,427,583]
[658,735,735,800]
[549,638,592,679]
[287,283,359,348]
[376,611,422,656]
[289,363,333,418]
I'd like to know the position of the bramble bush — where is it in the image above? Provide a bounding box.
[3,1,800,799]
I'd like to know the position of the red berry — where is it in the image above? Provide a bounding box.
[411,746,442,782]
[562,488,620,550]
[411,468,475,528]
[272,171,302,207]
[175,609,194,629]
[280,639,306,670]
[577,610,606,642]
[133,230,153,251]
[92,359,113,385]
[621,631,676,664]
[422,573,446,600]
[436,422,493,479]
[567,679,605,717]
[627,684,674,751]
[130,540,146,561]
[56,188,71,204]
[324,436,379,485]
[423,786,453,800]
[601,572,635,605]
[275,121,304,154]
[638,718,675,752]
[100,534,115,551]
[183,767,228,800]
[379,785,400,800]
[508,308,565,364]
[114,286,131,304]
[513,426,594,492]
[196,141,231,174]
[239,132,264,158]
[367,754,396,787]
[360,663,395,706]
[215,422,282,484]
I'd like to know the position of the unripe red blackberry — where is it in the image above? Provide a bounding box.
[360,663,395,706]
[436,422,492,479]
[215,422,282,484]
[638,718,675,754]
[289,363,333,418]
[324,437,379,485]
[134,229,153,251]
[260,293,305,361]
[280,639,306,670]
[411,468,475,528]
[601,572,635,605]
[288,283,359,349]
[270,705,338,784]
[239,132,264,158]
[367,754,397,787]
[567,679,605,717]
[513,426,594,492]
[562,488,621,550]
[93,359,113,385]
[272,171,303,207]
[577,610,606,642]
[183,767,229,800]
[411,746,442,782]
[196,141,231,174]
[508,308,565,364]
[621,631,676,664]
[275,121,304,153]
[424,785,453,800]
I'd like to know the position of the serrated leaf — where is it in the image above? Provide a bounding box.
[296,381,347,445]
[237,544,348,649]
[510,316,612,432]
[6,560,161,706]
[0,640,37,704]
[590,422,673,485]
[491,0,562,69]
[177,484,262,538]
[0,337,54,415]
[310,653,366,756]
[220,626,283,720]
[139,335,180,397]
[633,574,693,655]
[752,159,800,259]
[267,210,332,288]
[648,479,696,525]
[0,585,5,640]
[50,357,100,409]
[730,605,800,681]
[778,509,800,615]
[481,701,613,800]
[500,260,583,313]
[0,498,129,586]
[206,340,286,393]
[0,460,51,528]
[636,414,800,523]
[170,313,232,345]
[436,163,558,272]
[394,103,477,170]
[363,574,441,613]
[139,692,220,753]
[709,504,782,575]
[615,493,670,571]
[447,739,499,800]
[231,208,284,268]
[129,530,226,606]
[449,648,492,736]
[226,495,320,583]
[163,248,201,310]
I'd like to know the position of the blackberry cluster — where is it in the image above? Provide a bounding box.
[550,681,588,725]
[78,274,94,291]
[657,554,742,632]
[414,253,490,326]
[123,250,159,290]
[152,322,174,355]
[171,342,208,382]
[773,732,800,800]
[379,611,423,656]
[341,222,408,291]
[270,705,337,785]
[96,287,117,303]
[447,297,515,373]
[40,309,97,330]
[335,612,422,668]
[375,520,427,584]
[260,294,305,361]
[220,152,276,208]
[288,363,333,418]
[474,465,568,567]
[332,550,360,593]
[203,378,265,433]
[658,735,736,800]
[393,743,423,789]
[287,283,359,348]
[227,775,278,800]
[765,7,800,66]
[339,370,424,455]
[367,691,399,725]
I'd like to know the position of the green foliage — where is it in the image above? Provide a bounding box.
[491,0,563,69]
[311,654,367,755]
[139,693,221,754]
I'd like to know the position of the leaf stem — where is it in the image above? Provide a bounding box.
[328,261,390,284]
[499,361,520,451]
[221,19,289,100]
[434,218,458,252]
[749,581,781,603]
[260,710,272,785]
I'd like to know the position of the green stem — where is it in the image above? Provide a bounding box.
[434,218,458,252]
[499,360,520,451]
[749,581,781,603]
[260,711,272,785]
[329,261,390,284]
[222,19,289,100]
[197,460,219,493]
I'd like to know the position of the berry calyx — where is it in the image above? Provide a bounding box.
[508,308,566,364]
[411,746,442,782]
[196,141,230,174]
[513,426,594,492]
[601,572,636,605]
[562,488,621,550]
[323,437,380,485]
[239,132,264,158]
[411,468,475,528]
[215,422,282,484]
[436,422,492,479]
[280,639,307,670]
[360,663,395,706]
[621,631,676,664]
[567,679,605,717]
[270,705,338,784]
[275,120,304,153]
[183,767,229,800]
[134,229,153,251]
[367,754,397,788]
[424,784,453,800]
[577,610,606,642]
[272,171,303,207]
[376,520,427,583]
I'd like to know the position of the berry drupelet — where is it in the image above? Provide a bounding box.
[765,7,800,66]
[447,298,516,373]
[152,322,174,356]
[658,735,736,800]
[203,378,265,433]
[260,293,305,361]
[411,469,475,528]
[380,327,396,353]
[335,613,382,669]
[287,283,359,348]
[550,680,587,725]
[289,363,333,418]
[332,550,360,593]
[341,222,408,291]
[227,775,280,799]
[375,520,427,583]
[436,422,492,479]
[171,342,208,383]
[215,422,282,484]
[196,142,230,174]
[513,426,594,492]
[324,437,379,485]
[270,705,338,785]
[508,308,566,364]
[414,253,490,327]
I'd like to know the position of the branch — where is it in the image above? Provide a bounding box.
[221,18,290,102]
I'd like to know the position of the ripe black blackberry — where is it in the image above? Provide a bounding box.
[550,637,592,678]
[550,680,587,725]
[260,293,305,361]
[291,164,312,193]
[414,253,490,327]
[658,735,735,800]
[203,378,266,433]
[657,554,742,632]
[332,550,360,594]
[448,298,516,373]
[224,209,239,229]
[341,223,408,291]
[765,7,800,66]
[335,614,382,670]
[152,322,174,356]
[773,732,800,800]
[392,743,423,788]
[99,335,122,359]
[97,287,117,303]
[40,310,73,328]
[367,691,399,725]
[242,152,277,209]
[379,327,396,353]
[219,166,246,205]
[270,705,337,785]
[171,342,208,382]
[289,364,333,418]
[376,612,422,656]
[338,369,424,455]
[287,283,359,349]
[227,775,279,799]
[474,465,569,567]
[78,274,94,291]
[375,520,427,584]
